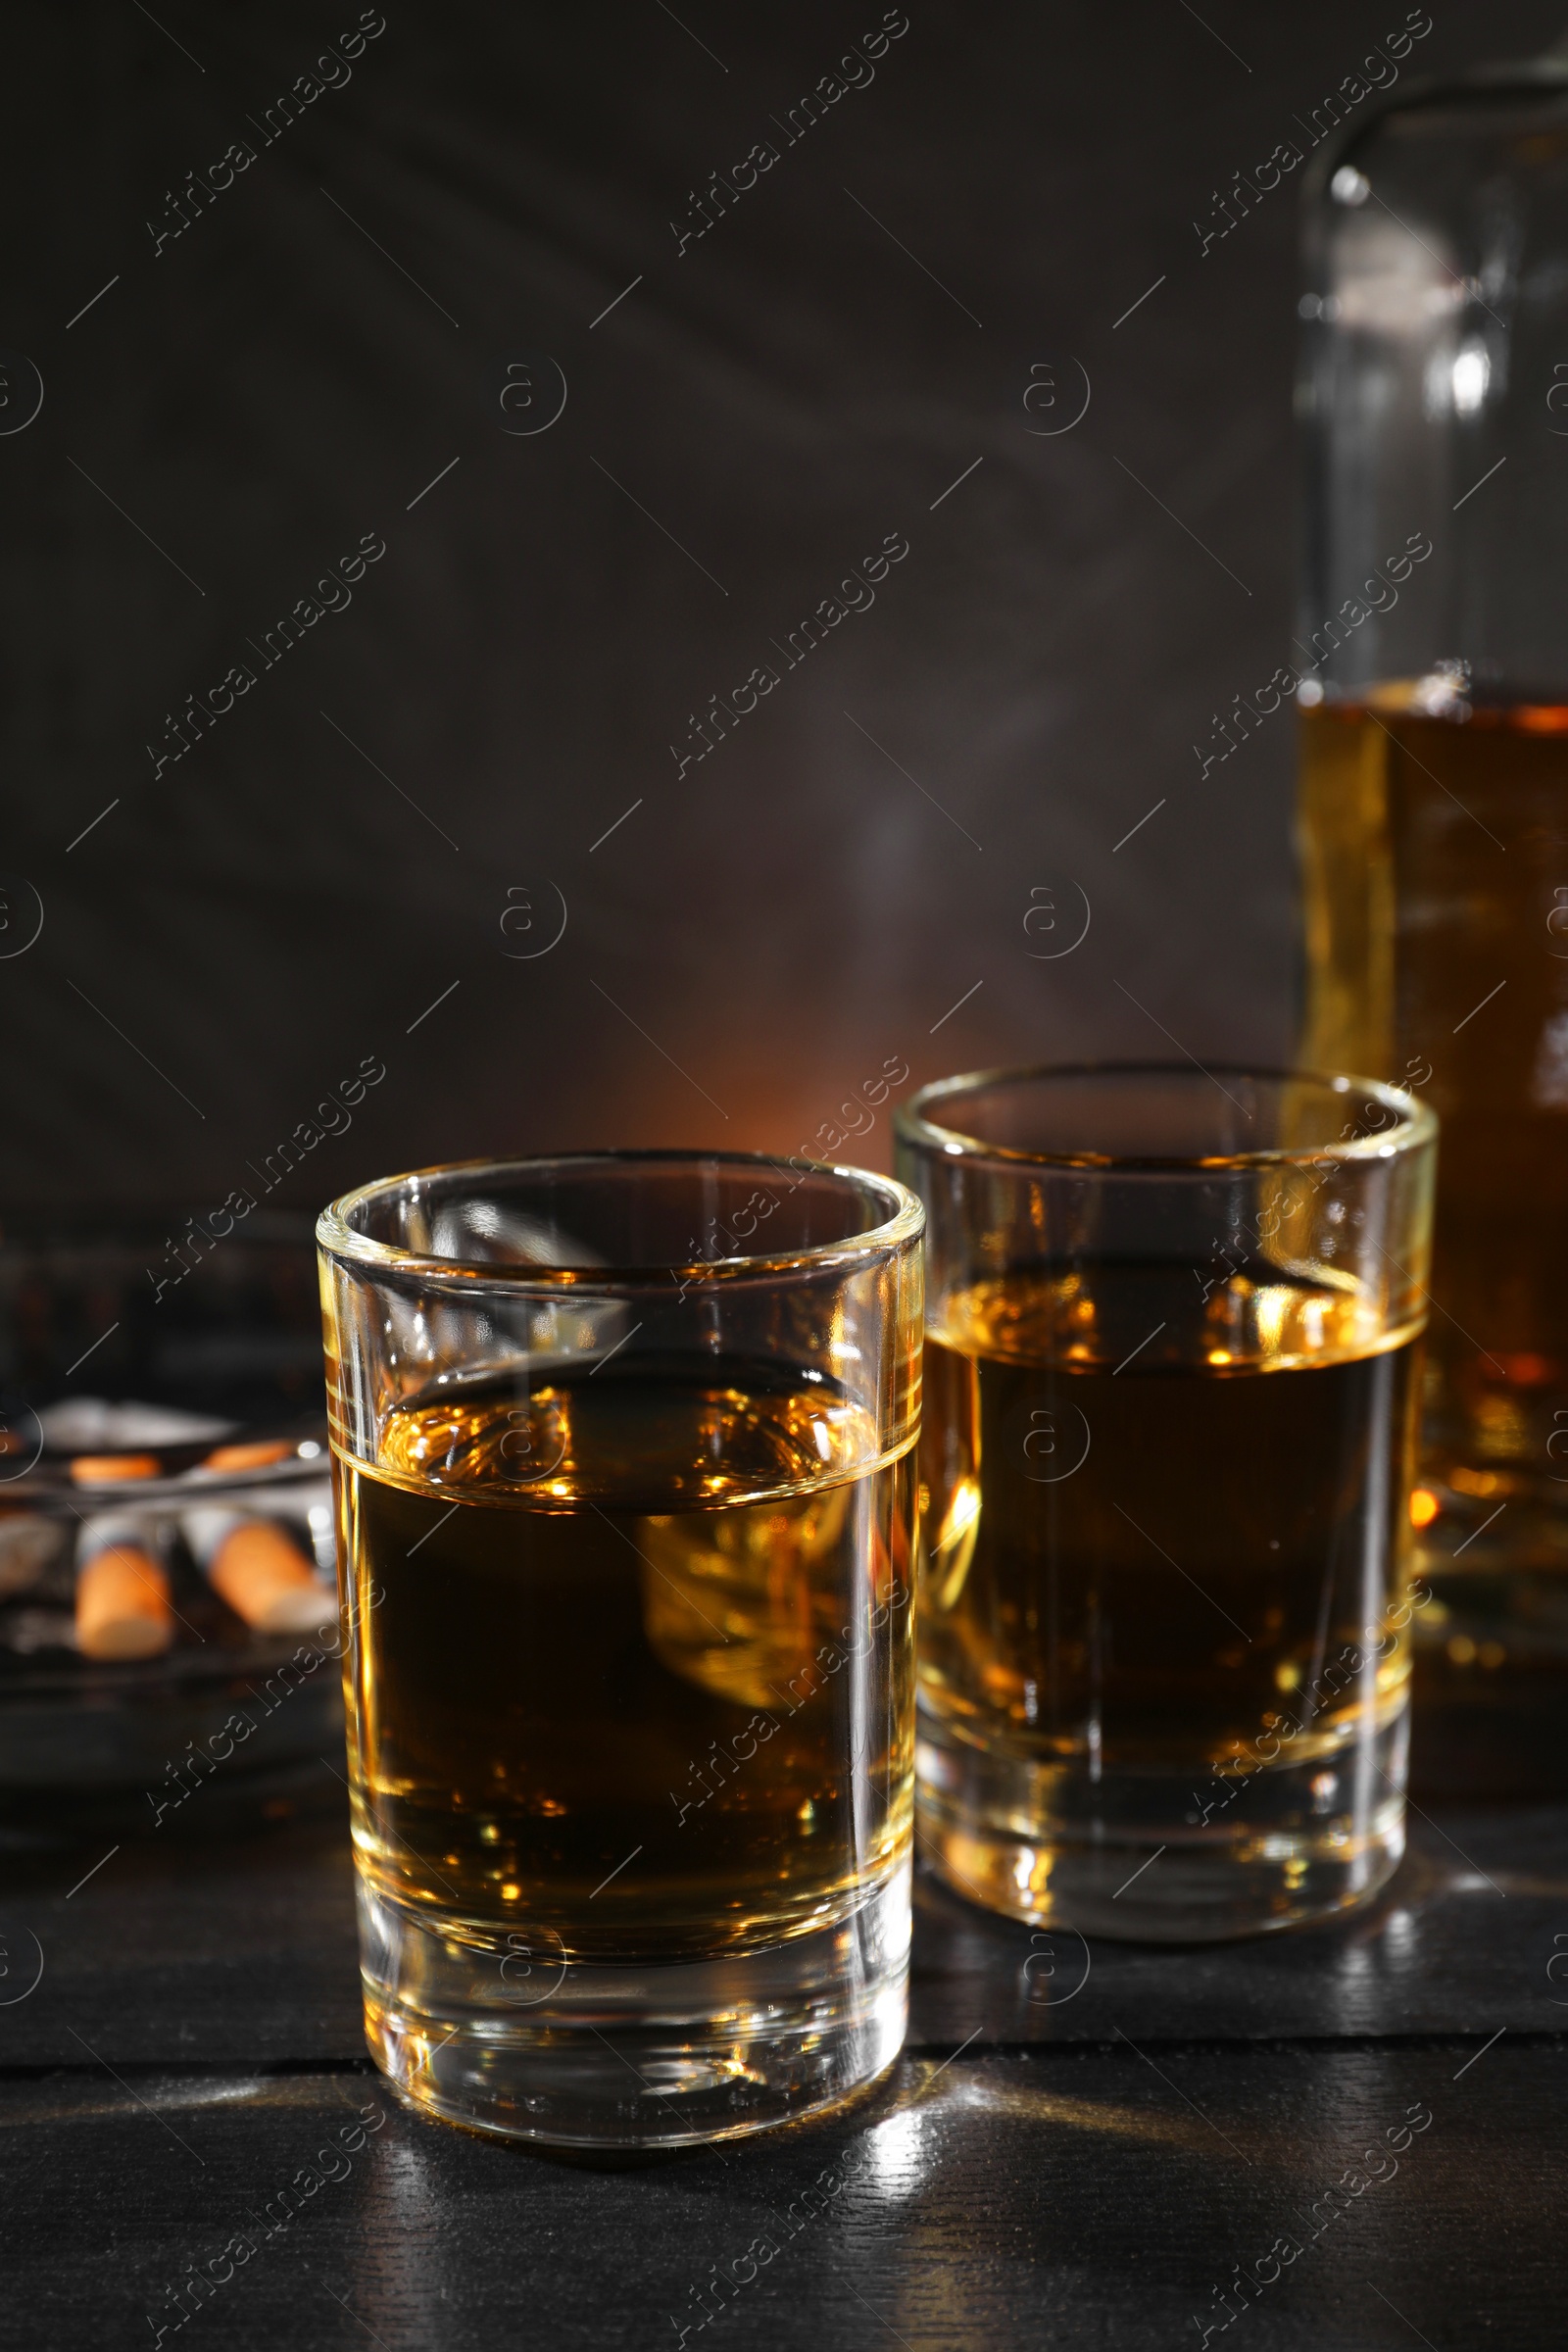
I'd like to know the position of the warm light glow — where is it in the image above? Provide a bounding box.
[932,1477,982,1612]
[1450,1466,1506,1497]
[1408,1487,1440,1529]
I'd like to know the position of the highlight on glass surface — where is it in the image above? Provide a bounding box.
[317,1151,923,2147]
[895,1064,1438,1942]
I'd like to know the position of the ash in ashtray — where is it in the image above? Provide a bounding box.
[5,1609,78,1656]
[0,1516,68,1599]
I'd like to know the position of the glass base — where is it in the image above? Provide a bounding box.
[916,1711,1407,1941]
[357,1858,910,2148]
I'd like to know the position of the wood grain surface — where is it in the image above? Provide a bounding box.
[5,1797,1564,2346]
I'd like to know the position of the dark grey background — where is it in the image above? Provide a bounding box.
[4,0,1562,1209]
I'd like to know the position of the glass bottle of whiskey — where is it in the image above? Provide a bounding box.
[1296,43,1568,1784]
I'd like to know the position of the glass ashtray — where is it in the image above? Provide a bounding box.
[0,1208,342,1839]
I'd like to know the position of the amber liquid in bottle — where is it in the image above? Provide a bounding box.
[1298,697,1568,1632]
[918,1266,1419,1779]
[334,1358,915,1967]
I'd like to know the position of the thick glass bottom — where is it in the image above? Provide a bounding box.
[357,1858,910,2147]
[916,1709,1407,1941]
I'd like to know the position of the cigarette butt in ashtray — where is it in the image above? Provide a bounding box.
[0,1513,67,1598]
[183,1508,336,1635]
[75,1516,173,1660]
[70,1452,162,1486]
[201,1440,295,1474]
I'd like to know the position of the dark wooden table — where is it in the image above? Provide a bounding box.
[7,1787,1563,2349]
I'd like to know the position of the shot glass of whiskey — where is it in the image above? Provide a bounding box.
[317,1152,923,2145]
[895,1066,1437,1941]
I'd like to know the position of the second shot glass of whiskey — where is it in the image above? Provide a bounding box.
[896,1065,1437,1941]
[317,1152,923,2146]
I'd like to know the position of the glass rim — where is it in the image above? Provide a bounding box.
[894,1060,1437,1172]
[316,1148,924,1287]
